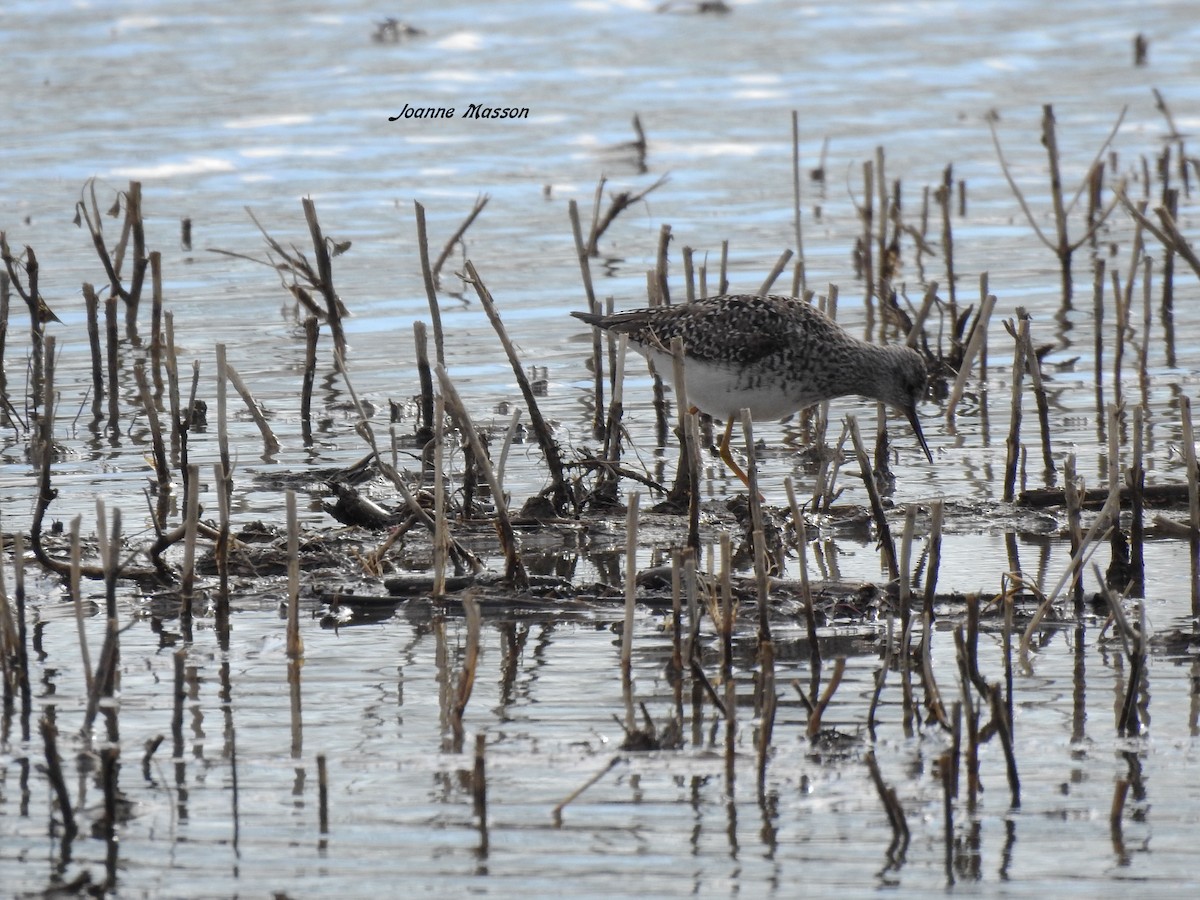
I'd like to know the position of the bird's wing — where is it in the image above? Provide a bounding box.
[580,298,797,365]
[670,298,795,365]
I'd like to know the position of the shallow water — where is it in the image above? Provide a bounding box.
[3,0,1200,896]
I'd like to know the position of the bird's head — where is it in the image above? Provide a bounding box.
[883,346,933,463]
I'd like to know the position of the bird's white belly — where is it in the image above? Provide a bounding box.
[642,348,818,421]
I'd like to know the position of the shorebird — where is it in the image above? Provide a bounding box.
[573,293,932,486]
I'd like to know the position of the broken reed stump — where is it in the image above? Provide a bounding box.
[1002,315,1028,503]
[215,344,234,507]
[757,249,794,296]
[301,315,319,445]
[84,284,104,421]
[224,360,280,457]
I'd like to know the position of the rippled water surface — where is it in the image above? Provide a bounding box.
[4,0,1200,896]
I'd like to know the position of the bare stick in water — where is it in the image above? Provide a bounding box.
[224,361,280,457]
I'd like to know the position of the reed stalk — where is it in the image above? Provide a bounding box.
[757,249,793,296]
[84,284,104,420]
[432,392,448,597]
[937,164,956,307]
[180,464,200,638]
[224,361,279,457]
[134,361,171,530]
[1003,315,1028,502]
[792,110,806,294]
[286,489,304,659]
[214,461,231,640]
[436,364,527,587]
[848,414,898,581]
[1182,396,1200,616]
[301,315,319,445]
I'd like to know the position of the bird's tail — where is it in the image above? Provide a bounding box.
[571,310,607,328]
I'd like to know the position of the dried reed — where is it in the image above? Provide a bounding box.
[286,489,304,659]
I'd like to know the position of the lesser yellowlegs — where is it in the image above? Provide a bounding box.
[573,293,932,485]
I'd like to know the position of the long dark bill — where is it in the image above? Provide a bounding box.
[906,406,934,463]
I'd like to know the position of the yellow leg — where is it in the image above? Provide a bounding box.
[716,418,753,489]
